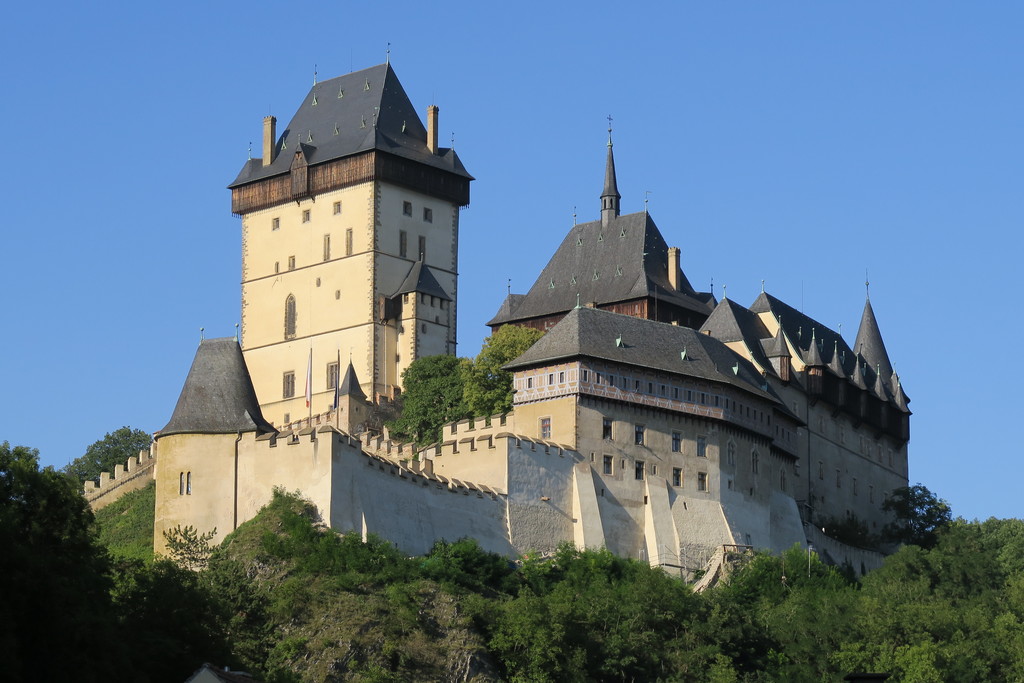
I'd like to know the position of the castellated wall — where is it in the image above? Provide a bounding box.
[84,444,157,511]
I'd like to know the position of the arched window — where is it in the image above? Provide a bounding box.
[186,472,192,495]
[179,472,185,496]
[284,294,297,339]
[751,450,760,475]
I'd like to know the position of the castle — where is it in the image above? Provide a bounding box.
[138,63,909,576]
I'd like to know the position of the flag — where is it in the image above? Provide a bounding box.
[332,350,341,410]
[305,348,312,408]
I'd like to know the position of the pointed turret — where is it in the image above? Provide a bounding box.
[853,297,893,382]
[339,361,367,402]
[827,340,846,377]
[600,127,620,227]
[803,329,825,367]
[335,361,370,434]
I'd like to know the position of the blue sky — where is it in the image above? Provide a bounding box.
[2,1,1020,521]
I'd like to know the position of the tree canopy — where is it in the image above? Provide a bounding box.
[63,426,152,484]
[463,325,544,418]
[387,354,470,446]
[882,483,952,549]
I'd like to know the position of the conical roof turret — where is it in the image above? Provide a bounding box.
[853,297,893,382]
[600,126,621,226]
[339,361,367,402]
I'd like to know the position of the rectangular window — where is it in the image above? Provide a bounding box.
[287,255,296,270]
[283,371,296,399]
[634,379,641,391]
[603,455,613,475]
[272,217,280,230]
[651,464,658,476]
[634,424,645,446]
[423,207,432,223]
[648,382,654,393]
[399,230,408,258]
[540,417,551,439]
[323,234,331,261]
[548,373,554,385]
[345,228,353,256]
[635,461,645,480]
[333,201,342,215]
[602,418,612,440]
[836,469,841,488]
[697,472,708,491]
[418,235,427,260]
[672,467,682,487]
[559,371,565,383]
[527,377,533,389]
[327,362,340,390]
[302,209,310,223]
[818,461,824,480]
[403,201,413,216]
[671,432,681,452]
[582,369,589,382]
[673,387,679,400]
[697,436,707,458]
[853,478,859,496]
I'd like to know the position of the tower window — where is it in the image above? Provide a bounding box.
[287,256,296,270]
[418,235,426,260]
[540,417,551,439]
[697,472,708,491]
[634,424,645,445]
[274,261,280,274]
[697,436,707,458]
[283,371,296,399]
[323,234,331,261]
[345,228,353,256]
[603,455,613,475]
[602,418,612,440]
[327,362,340,390]
[672,468,682,487]
[186,472,192,495]
[179,472,185,496]
[284,294,297,339]
[635,461,645,480]
[399,230,408,258]
[403,201,413,216]
[272,217,280,231]
[671,432,681,452]
[333,201,342,215]
[751,451,760,474]
[423,207,433,223]
[302,209,310,223]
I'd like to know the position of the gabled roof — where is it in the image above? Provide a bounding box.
[750,292,855,375]
[229,63,472,189]
[700,297,774,372]
[339,362,367,402]
[487,211,713,326]
[505,307,782,405]
[393,259,451,300]
[853,298,894,383]
[161,338,275,437]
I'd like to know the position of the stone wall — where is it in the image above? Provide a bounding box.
[83,445,157,511]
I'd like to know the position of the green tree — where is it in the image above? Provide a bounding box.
[881,483,952,549]
[163,524,218,571]
[63,425,152,484]
[387,354,469,446]
[463,325,544,417]
[0,442,122,681]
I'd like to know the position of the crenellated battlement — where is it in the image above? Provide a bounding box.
[83,442,158,511]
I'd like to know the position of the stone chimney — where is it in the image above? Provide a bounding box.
[667,247,681,291]
[262,115,277,167]
[427,105,439,155]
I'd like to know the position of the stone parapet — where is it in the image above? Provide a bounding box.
[83,444,157,511]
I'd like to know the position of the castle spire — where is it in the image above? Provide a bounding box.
[853,295,893,382]
[600,116,620,227]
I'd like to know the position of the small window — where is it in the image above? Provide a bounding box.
[672,467,682,487]
[671,432,681,452]
[602,418,612,440]
[648,382,654,393]
[284,294,297,339]
[559,371,565,383]
[527,377,533,389]
[288,255,296,270]
[818,461,824,480]
[323,234,331,261]
[672,387,679,400]
[418,235,426,260]
[333,201,342,215]
[272,217,280,231]
[403,201,413,216]
[283,371,296,399]
[399,230,408,258]
[835,469,841,488]
[603,455,613,475]
[274,261,280,274]
[869,485,875,503]
[727,442,736,466]
[302,209,311,223]
[853,478,858,496]
[635,461,645,480]
[179,472,185,496]
[327,362,340,390]
[423,207,433,223]
[634,424,645,446]
[345,228,353,256]
[186,472,192,495]
[548,373,554,385]
[751,451,759,474]
[634,379,641,392]
[697,436,707,458]
[697,472,708,491]
[540,417,551,439]
[780,469,787,492]
[651,464,657,476]
[608,375,615,387]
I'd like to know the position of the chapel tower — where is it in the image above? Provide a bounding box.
[228,64,472,425]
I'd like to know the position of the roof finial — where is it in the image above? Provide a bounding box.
[313,64,318,85]
[607,114,613,147]
[450,132,455,149]
[386,42,391,64]
[507,278,511,296]
[234,323,239,342]
[572,206,577,226]
[865,269,870,300]
[838,323,843,336]
[722,284,727,300]
[710,276,714,298]
[575,292,581,309]
[761,279,765,293]
[644,190,651,213]
[247,141,252,160]
[199,327,205,342]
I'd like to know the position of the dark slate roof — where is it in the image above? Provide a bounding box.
[339,362,367,401]
[487,211,713,326]
[750,292,856,376]
[601,142,620,203]
[229,63,472,189]
[853,298,894,383]
[393,259,451,300]
[802,330,825,366]
[161,338,275,437]
[505,307,782,405]
[699,297,774,373]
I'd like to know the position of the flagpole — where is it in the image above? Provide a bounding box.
[306,346,312,423]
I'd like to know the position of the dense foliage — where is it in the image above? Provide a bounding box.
[10,442,1024,682]
[63,426,152,484]
[462,325,545,418]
